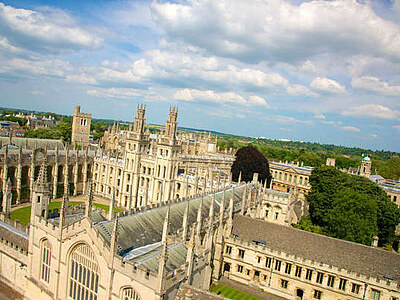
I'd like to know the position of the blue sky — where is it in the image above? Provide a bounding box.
[0,0,400,151]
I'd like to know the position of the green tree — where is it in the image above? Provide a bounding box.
[305,166,400,247]
[326,189,378,245]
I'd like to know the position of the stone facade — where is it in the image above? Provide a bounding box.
[269,161,312,200]
[217,215,400,300]
[0,146,94,208]
[92,105,235,209]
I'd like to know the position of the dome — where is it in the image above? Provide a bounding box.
[363,155,371,162]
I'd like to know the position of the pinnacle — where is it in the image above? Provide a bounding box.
[36,163,47,187]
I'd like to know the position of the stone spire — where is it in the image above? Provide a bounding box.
[108,188,116,220]
[85,180,93,218]
[194,166,199,196]
[226,187,235,234]
[158,204,170,296]
[3,178,12,217]
[110,215,119,259]
[59,186,69,229]
[238,171,242,184]
[182,198,190,241]
[185,225,195,284]
[195,196,203,246]
[219,186,226,228]
[241,185,247,215]
[206,193,215,243]
[36,163,47,188]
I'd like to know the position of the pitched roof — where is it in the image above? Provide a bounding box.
[95,185,247,255]
[232,215,400,282]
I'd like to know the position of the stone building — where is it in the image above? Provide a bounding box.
[269,161,312,199]
[0,145,94,206]
[217,214,400,300]
[370,175,400,208]
[0,161,250,300]
[71,106,92,147]
[92,105,235,209]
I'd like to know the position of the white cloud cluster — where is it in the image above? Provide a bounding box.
[0,2,102,53]
[341,104,399,120]
[310,77,346,94]
[351,76,400,96]
[151,0,400,63]
[87,87,164,102]
[0,58,73,77]
[173,88,270,108]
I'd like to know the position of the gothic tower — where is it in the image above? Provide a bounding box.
[71,105,92,147]
[123,104,150,208]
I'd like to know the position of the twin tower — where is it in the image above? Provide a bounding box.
[72,104,178,147]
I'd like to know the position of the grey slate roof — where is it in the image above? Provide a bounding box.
[0,137,64,149]
[232,215,400,282]
[95,185,247,254]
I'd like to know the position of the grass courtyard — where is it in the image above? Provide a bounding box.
[10,201,122,226]
[210,284,262,300]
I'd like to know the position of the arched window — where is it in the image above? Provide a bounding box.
[121,287,141,300]
[68,244,99,300]
[40,239,51,283]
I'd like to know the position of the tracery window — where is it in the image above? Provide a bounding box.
[40,239,51,283]
[68,244,99,300]
[121,288,141,300]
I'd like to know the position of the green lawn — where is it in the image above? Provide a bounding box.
[10,201,122,226]
[210,284,262,300]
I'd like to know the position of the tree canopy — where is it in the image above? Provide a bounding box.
[303,166,400,247]
[231,146,271,184]
[24,123,72,142]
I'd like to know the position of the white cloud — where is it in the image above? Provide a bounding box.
[287,84,319,98]
[263,115,313,125]
[313,113,326,120]
[151,0,400,63]
[0,3,102,53]
[341,126,360,132]
[0,36,22,53]
[87,88,164,101]
[310,77,346,94]
[341,104,399,120]
[66,74,97,85]
[351,76,400,96]
[173,88,269,108]
[394,0,400,12]
[393,125,400,131]
[30,90,44,95]
[369,133,378,138]
[322,120,342,127]
[0,58,73,77]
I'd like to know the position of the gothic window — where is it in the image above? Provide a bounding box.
[40,239,51,283]
[295,266,302,277]
[327,275,335,287]
[371,289,381,300]
[68,244,99,300]
[121,288,141,300]
[339,278,347,291]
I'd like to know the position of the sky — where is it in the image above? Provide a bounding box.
[0,0,400,152]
